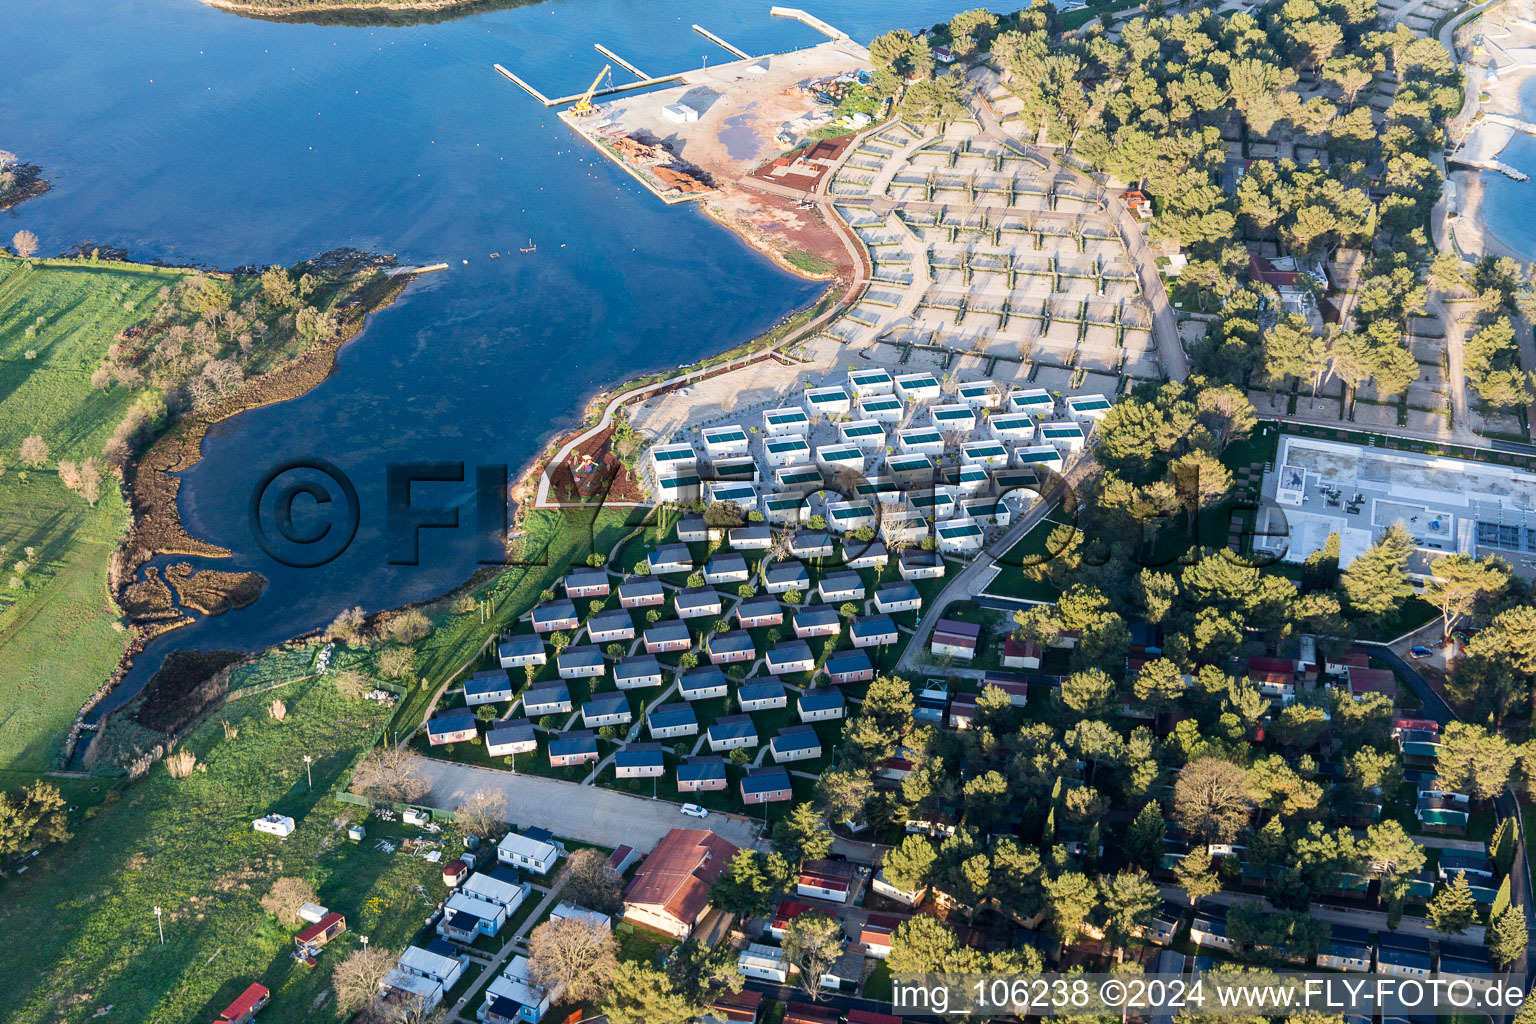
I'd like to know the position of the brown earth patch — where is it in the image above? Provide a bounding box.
[165,563,268,616]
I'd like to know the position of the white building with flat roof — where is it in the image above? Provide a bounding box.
[857,394,905,423]
[1255,435,1530,576]
[848,368,894,397]
[764,406,810,435]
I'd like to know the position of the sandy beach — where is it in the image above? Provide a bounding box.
[1451,167,1529,260]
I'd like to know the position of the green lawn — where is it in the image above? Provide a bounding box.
[0,255,190,771]
[0,666,445,1024]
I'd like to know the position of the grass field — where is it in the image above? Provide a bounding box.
[0,256,189,770]
[0,664,446,1024]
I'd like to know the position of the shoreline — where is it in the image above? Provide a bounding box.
[1452,168,1531,262]
[197,0,491,14]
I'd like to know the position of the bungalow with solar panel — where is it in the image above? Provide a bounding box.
[827,500,877,535]
[814,444,865,475]
[674,586,723,620]
[728,523,773,549]
[1040,421,1086,452]
[737,595,783,629]
[464,671,514,707]
[764,434,812,468]
[647,702,698,739]
[738,678,788,712]
[851,615,899,648]
[838,419,886,451]
[530,600,579,634]
[857,393,905,424]
[523,683,573,717]
[706,481,757,511]
[426,714,478,746]
[643,619,691,654]
[764,561,810,594]
[1064,394,1113,425]
[909,489,956,519]
[798,689,846,722]
[893,372,940,404]
[614,655,665,690]
[497,634,547,670]
[854,474,902,505]
[961,496,1012,527]
[936,517,985,555]
[549,731,599,768]
[647,544,695,576]
[774,464,825,496]
[485,719,537,757]
[704,552,750,585]
[988,413,1037,444]
[615,743,665,779]
[847,368,894,397]
[788,531,834,559]
[842,538,887,570]
[707,714,759,752]
[1014,444,1064,474]
[741,765,793,804]
[880,510,929,547]
[557,645,605,680]
[823,651,873,686]
[564,567,610,599]
[956,380,1000,409]
[586,608,635,643]
[961,440,1009,468]
[803,385,851,419]
[793,606,842,639]
[772,725,823,763]
[897,427,945,456]
[759,645,810,681]
[707,629,756,665]
[582,693,633,729]
[679,666,729,701]
[763,405,810,436]
[617,578,665,609]
[652,468,703,504]
[712,455,759,483]
[886,453,934,487]
[702,424,751,457]
[875,581,922,614]
[818,571,864,602]
[1006,386,1055,416]
[951,463,990,494]
[678,755,728,792]
[930,403,977,434]
[645,443,700,501]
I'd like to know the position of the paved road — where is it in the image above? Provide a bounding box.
[411,755,765,852]
[1158,884,1488,944]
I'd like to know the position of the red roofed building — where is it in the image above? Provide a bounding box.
[859,912,904,958]
[294,911,346,954]
[621,828,739,939]
[770,898,817,939]
[784,1002,840,1024]
[1248,654,1295,676]
[218,983,271,1024]
[1349,666,1398,701]
[1002,635,1041,669]
[711,989,765,1023]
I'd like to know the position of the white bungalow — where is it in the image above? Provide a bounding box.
[815,444,866,475]
[701,425,751,457]
[960,440,1010,468]
[1014,444,1065,473]
[803,386,852,419]
[838,419,886,451]
[936,517,985,555]
[1064,393,1113,424]
[886,453,933,486]
[961,496,1012,527]
[711,456,759,483]
[774,464,824,496]
[857,394,905,424]
[763,434,811,468]
[763,493,807,525]
[954,464,990,494]
[896,427,946,457]
[763,406,811,436]
[929,404,977,434]
[847,368,894,398]
[955,380,1000,409]
[826,500,878,534]
[706,481,757,510]
[1040,421,1086,452]
[879,510,929,546]
[893,372,941,405]
[739,943,790,983]
[1006,387,1055,416]
[988,413,1037,444]
[908,488,957,519]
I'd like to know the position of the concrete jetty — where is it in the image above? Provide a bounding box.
[692,24,753,59]
[494,64,549,105]
[595,44,650,81]
[770,6,852,41]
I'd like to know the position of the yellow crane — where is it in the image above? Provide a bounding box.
[569,64,612,117]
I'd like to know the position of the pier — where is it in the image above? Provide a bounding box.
[692,24,753,59]
[770,6,851,41]
[594,44,650,81]
[496,62,685,107]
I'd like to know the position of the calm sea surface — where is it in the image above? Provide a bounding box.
[0,0,994,706]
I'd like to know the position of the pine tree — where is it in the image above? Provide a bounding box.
[1492,876,1513,922]
[1427,872,1477,935]
[1488,906,1529,967]
[1492,816,1518,875]
[1125,802,1167,871]
[1340,523,1414,622]
[1174,846,1221,904]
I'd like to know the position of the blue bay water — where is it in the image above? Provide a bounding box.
[1477,73,1536,261]
[0,0,994,705]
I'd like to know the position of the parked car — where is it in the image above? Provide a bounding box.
[681,803,709,819]
[1409,646,1433,659]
